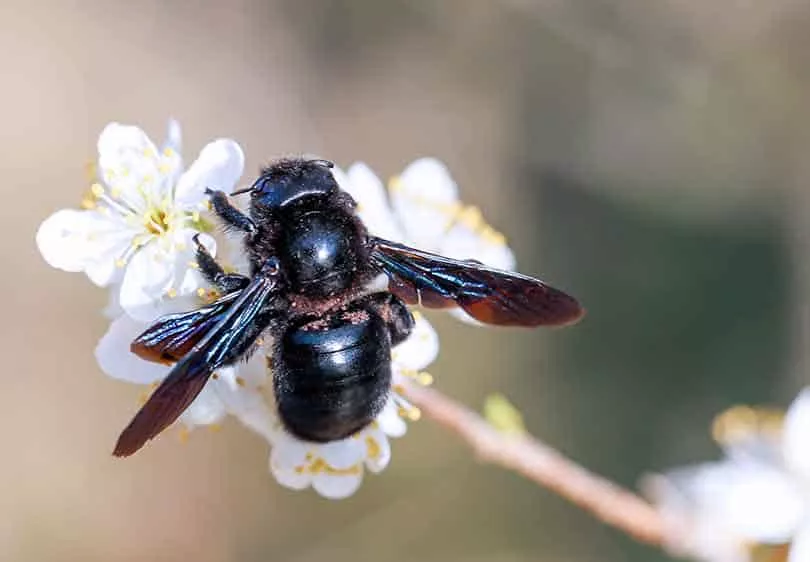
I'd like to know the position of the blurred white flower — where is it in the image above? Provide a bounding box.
[644,393,810,562]
[267,312,438,499]
[334,158,515,325]
[95,310,276,438]
[36,120,244,321]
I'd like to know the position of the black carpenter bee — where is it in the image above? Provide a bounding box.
[113,158,584,457]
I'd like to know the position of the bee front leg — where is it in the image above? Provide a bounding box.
[205,188,257,235]
[193,234,250,294]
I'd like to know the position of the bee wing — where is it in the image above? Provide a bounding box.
[370,237,584,327]
[130,292,241,365]
[114,274,280,457]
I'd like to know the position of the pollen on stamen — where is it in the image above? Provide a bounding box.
[365,436,382,459]
[457,206,484,230]
[166,288,178,298]
[91,183,105,198]
[235,376,246,387]
[711,405,784,445]
[481,228,507,246]
[401,407,421,421]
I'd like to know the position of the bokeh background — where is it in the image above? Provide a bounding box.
[2,1,808,560]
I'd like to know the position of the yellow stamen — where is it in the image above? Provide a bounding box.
[365,436,381,460]
[712,405,784,445]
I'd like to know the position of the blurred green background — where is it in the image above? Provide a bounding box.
[2,1,808,560]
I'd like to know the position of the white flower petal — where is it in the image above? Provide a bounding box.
[440,223,515,270]
[318,439,365,470]
[210,363,277,443]
[95,316,169,384]
[158,120,183,189]
[789,521,810,562]
[271,465,312,491]
[390,158,459,249]
[270,439,312,490]
[97,123,162,208]
[274,436,311,466]
[376,398,407,438]
[85,252,126,287]
[181,383,227,427]
[336,163,403,241]
[391,313,438,372]
[37,210,96,272]
[706,462,804,543]
[784,388,810,479]
[118,243,177,320]
[37,209,135,283]
[363,427,392,474]
[643,470,750,562]
[103,286,123,319]
[312,471,363,499]
[228,389,277,443]
[174,139,244,208]
[163,119,182,155]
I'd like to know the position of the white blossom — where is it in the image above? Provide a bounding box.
[95,308,275,439]
[43,134,458,499]
[645,393,810,562]
[36,120,244,321]
[333,158,516,325]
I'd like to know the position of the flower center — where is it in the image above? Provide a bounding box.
[144,207,171,235]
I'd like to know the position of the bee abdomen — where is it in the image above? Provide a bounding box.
[274,307,391,442]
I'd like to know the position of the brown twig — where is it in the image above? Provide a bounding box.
[402,383,666,546]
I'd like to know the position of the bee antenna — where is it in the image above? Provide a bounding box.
[230,185,255,196]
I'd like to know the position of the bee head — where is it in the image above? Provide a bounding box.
[247,158,338,211]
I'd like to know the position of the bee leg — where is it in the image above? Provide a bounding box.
[205,188,257,235]
[193,234,250,293]
[359,293,415,346]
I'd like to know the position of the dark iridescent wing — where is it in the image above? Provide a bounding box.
[114,274,279,457]
[131,292,240,365]
[370,237,584,327]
